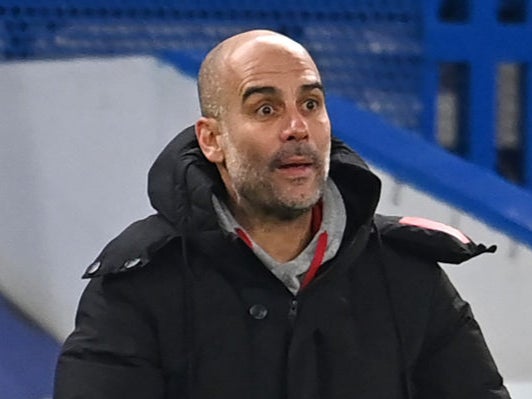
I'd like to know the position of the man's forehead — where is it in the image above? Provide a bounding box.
[230,46,319,86]
[204,30,322,107]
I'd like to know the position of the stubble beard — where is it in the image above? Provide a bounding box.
[223,137,330,221]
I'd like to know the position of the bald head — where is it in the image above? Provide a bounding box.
[197,30,318,119]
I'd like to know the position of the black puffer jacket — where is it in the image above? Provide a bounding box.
[54,126,510,399]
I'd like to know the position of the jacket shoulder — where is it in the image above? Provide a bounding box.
[374,214,496,264]
[82,214,178,278]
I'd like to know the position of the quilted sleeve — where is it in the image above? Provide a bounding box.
[412,268,511,399]
[54,276,165,399]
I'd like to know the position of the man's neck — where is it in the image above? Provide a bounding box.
[231,205,314,263]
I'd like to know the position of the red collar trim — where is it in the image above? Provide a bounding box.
[300,231,328,290]
[235,227,253,248]
[234,201,328,290]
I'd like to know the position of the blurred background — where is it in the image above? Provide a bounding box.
[0,0,531,397]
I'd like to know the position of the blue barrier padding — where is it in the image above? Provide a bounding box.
[423,0,532,188]
[327,95,532,246]
[0,294,60,399]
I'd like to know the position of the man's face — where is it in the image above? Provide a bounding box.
[216,36,331,220]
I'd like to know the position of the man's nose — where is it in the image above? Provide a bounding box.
[280,109,309,142]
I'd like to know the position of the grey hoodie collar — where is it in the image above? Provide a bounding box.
[213,179,347,295]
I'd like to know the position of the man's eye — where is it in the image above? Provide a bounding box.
[304,99,319,111]
[257,104,274,116]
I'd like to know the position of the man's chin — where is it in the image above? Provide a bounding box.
[271,193,322,220]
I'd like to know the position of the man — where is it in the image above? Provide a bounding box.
[54,30,510,398]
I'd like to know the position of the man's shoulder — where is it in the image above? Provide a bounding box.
[374,214,496,265]
[82,214,179,279]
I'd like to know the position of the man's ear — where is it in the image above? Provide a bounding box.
[195,117,224,163]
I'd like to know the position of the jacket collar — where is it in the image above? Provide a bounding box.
[146,125,382,236]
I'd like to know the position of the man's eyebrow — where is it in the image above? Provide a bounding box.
[300,82,325,94]
[242,86,279,103]
[241,83,324,103]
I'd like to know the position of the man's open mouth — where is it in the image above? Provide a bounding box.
[277,157,314,169]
